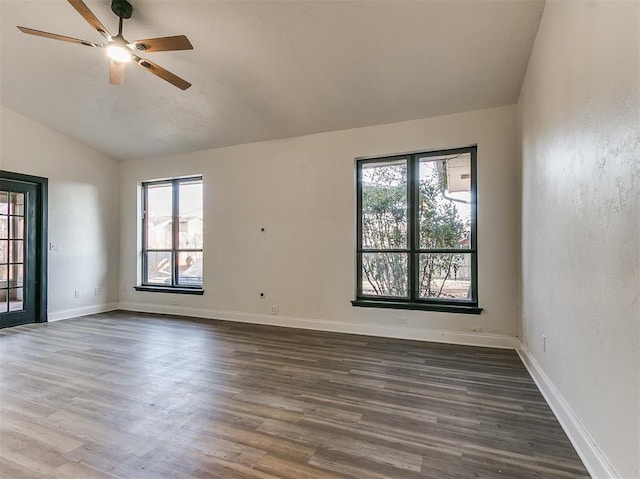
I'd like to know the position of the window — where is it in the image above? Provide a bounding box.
[136,176,204,294]
[353,146,480,313]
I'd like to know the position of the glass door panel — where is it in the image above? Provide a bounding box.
[0,178,39,327]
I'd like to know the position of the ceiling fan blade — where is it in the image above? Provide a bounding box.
[134,57,191,90]
[17,26,101,47]
[67,0,111,40]
[129,35,193,53]
[109,60,125,85]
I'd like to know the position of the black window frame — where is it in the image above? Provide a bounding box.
[352,146,481,314]
[135,176,204,295]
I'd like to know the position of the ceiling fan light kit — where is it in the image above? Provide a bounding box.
[16,0,193,90]
[107,44,131,62]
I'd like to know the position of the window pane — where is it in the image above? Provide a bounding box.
[9,288,23,311]
[178,180,203,249]
[0,265,6,283]
[0,191,7,215]
[361,159,407,249]
[0,217,7,239]
[146,251,172,285]
[0,240,6,263]
[361,252,408,297]
[419,253,472,300]
[419,153,471,249]
[10,240,23,263]
[0,289,7,313]
[10,264,23,287]
[10,217,24,240]
[178,251,203,287]
[146,183,173,250]
[10,193,25,216]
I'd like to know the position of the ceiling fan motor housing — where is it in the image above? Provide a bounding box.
[111,0,132,19]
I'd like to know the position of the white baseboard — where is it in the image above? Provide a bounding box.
[117,301,515,349]
[47,302,119,322]
[516,339,618,479]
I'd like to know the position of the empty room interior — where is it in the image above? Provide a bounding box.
[0,0,638,478]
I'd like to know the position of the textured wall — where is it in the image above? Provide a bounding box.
[519,1,640,477]
[119,105,520,346]
[0,106,120,318]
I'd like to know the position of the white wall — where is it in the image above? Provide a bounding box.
[518,1,639,478]
[0,106,120,320]
[119,105,519,347]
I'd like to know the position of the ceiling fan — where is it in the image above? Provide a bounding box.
[17,0,193,90]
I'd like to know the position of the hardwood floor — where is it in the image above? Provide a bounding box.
[0,311,589,479]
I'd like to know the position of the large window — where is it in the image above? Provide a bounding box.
[353,146,480,313]
[138,176,203,293]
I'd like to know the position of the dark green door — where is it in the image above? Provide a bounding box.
[0,180,39,327]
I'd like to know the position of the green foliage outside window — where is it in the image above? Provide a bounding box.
[361,158,469,299]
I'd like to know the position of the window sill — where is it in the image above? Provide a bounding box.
[351,299,482,315]
[134,286,204,295]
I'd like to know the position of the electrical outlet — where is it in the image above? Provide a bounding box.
[74,290,81,298]
[270,305,279,315]
[94,287,103,296]
[396,317,407,325]
[542,335,547,353]
[48,241,58,251]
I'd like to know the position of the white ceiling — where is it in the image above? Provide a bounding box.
[1,0,545,161]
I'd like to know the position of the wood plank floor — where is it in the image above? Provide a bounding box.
[0,311,590,479]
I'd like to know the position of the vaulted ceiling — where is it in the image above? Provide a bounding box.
[1,0,545,160]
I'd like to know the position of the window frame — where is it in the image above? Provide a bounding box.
[135,176,204,295]
[352,146,481,314]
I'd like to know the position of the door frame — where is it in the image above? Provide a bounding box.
[0,170,48,323]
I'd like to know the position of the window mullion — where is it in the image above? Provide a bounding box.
[172,179,179,288]
[407,155,417,302]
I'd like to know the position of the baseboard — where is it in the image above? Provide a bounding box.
[516,339,618,479]
[117,301,515,349]
[47,302,119,322]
